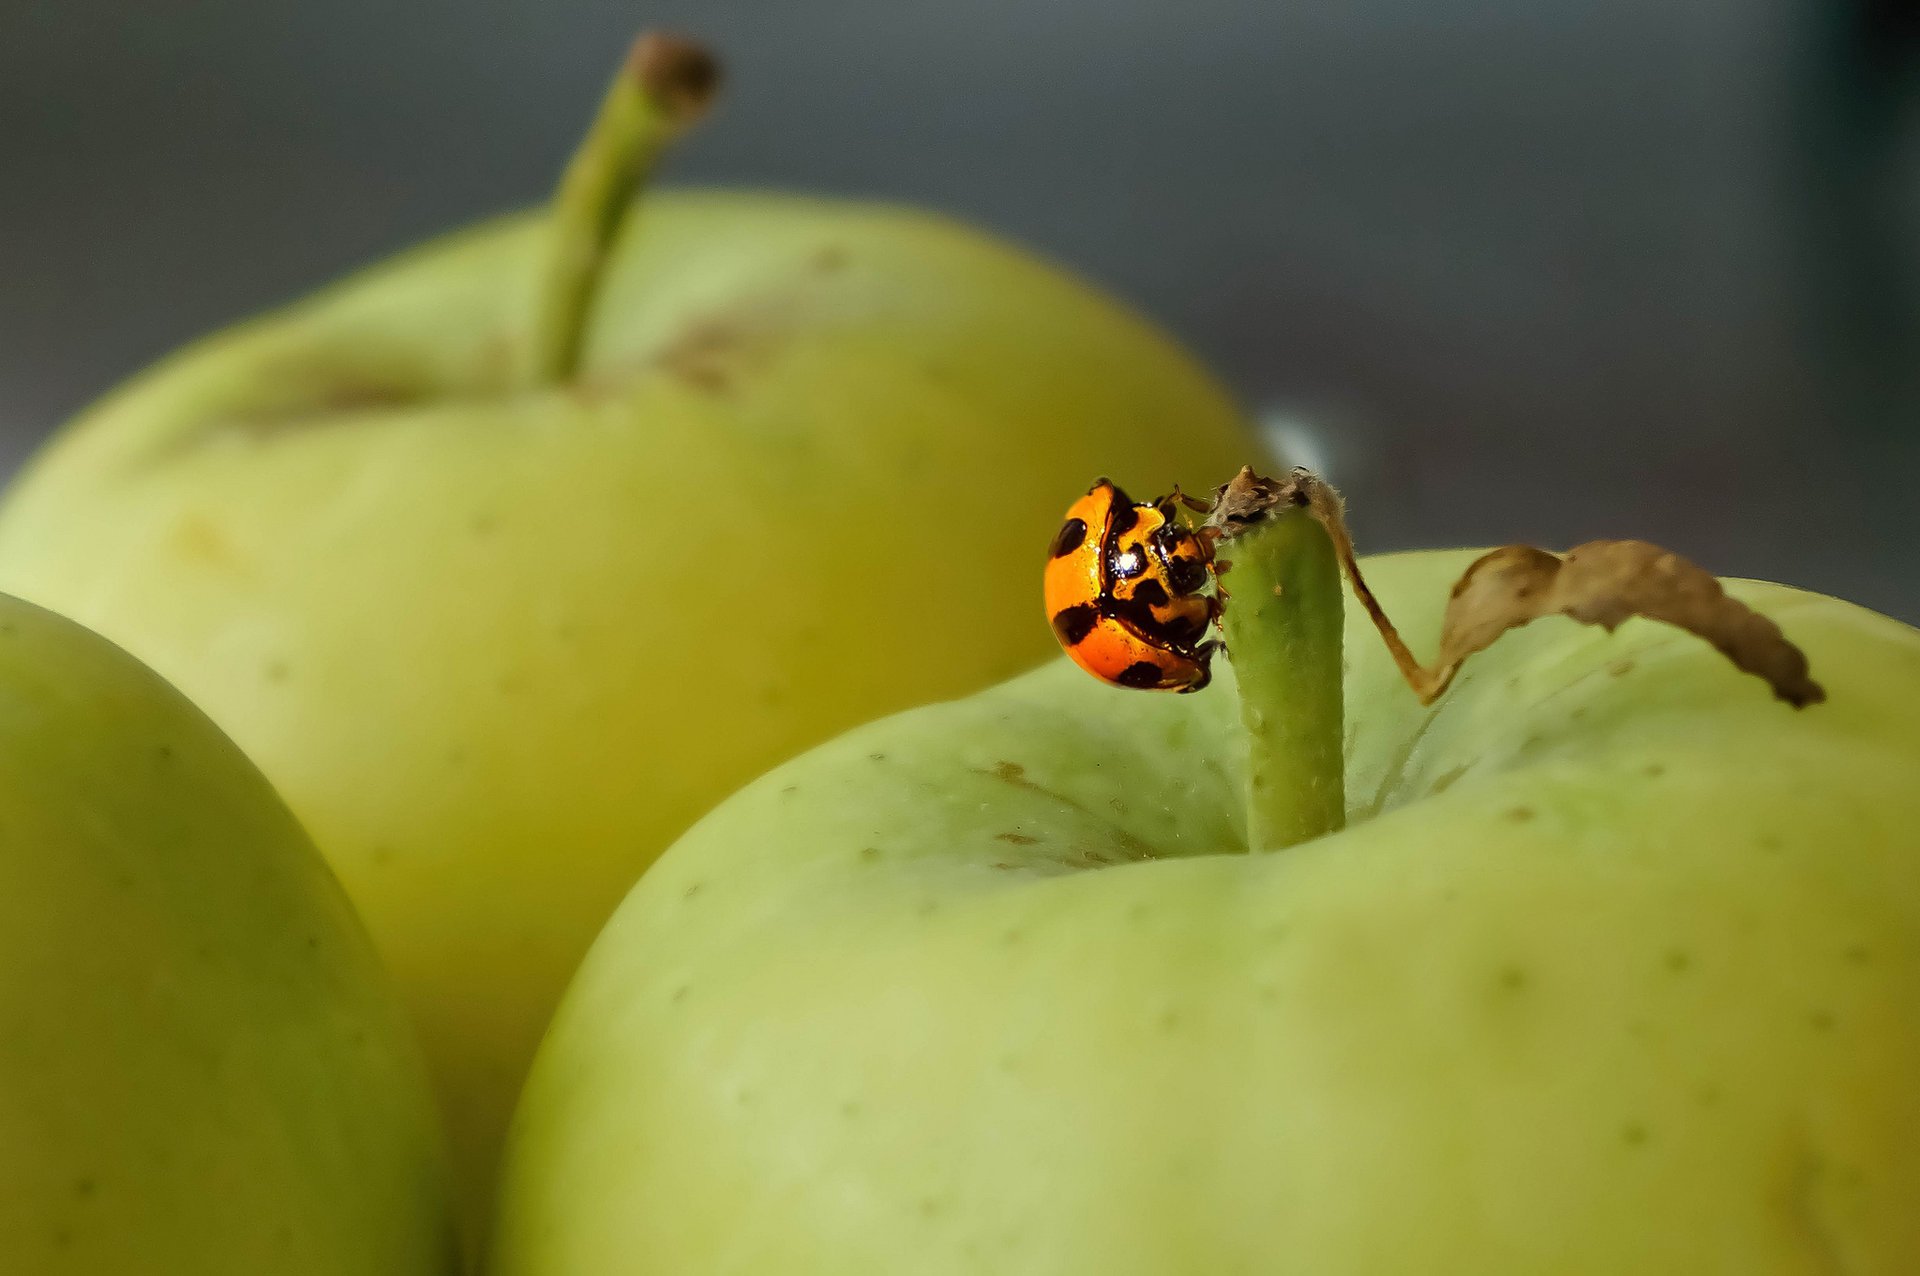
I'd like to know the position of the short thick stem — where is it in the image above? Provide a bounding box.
[529,33,719,386]
[1219,508,1346,852]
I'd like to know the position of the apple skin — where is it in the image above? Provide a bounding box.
[0,190,1255,1216]
[0,594,454,1273]
[492,550,1920,1275]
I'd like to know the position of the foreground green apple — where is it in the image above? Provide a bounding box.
[493,545,1920,1274]
[0,595,453,1273]
[0,39,1254,1216]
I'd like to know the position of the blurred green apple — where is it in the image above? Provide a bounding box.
[0,595,453,1274]
[0,36,1256,1222]
[493,549,1920,1275]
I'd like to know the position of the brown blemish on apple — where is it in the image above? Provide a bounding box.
[813,245,850,272]
[1505,806,1535,823]
[978,761,1160,862]
[645,305,798,397]
[994,831,1039,845]
[171,515,248,574]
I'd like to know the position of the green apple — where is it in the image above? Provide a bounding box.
[0,594,454,1274]
[492,545,1920,1274]
[0,37,1255,1220]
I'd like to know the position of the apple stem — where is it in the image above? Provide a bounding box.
[529,32,721,386]
[1216,501,1346,852]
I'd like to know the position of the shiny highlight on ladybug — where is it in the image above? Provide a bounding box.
[1044,478,1221,692]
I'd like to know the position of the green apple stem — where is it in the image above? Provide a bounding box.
[1216,497,1346,852]
[529,32,720,386]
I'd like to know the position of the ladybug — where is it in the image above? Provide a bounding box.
[1044,478,1221,692]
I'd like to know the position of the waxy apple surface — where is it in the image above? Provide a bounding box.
[0,191,1254,1211]
[495,550,1920,1275]
[0,596,453,1275]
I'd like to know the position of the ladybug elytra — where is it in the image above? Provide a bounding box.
[1044,478,1221,692]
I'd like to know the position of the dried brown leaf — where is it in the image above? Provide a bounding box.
[1208,468,1825,710]
[1426,539,1825,707]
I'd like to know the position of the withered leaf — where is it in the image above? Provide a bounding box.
[1423,540,1825,707]
[1209,467,1825,709]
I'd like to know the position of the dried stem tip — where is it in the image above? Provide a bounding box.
[630,32,722,124]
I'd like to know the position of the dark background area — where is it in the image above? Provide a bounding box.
[3,0,1917,616]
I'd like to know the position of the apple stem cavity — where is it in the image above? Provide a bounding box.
[1212,482,1348,852]
[529,32,722,386]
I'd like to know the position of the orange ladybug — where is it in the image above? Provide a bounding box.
[1044,478,1220,692]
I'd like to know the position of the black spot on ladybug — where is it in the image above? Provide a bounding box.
[1117,660,1166,689]
[1051,604,1099,647]
[1108,500,1141,537]
[1166,554,1208,595]
[1161,612,1208,646]
[1130,579,1171,609]
[1050,517,1088,559]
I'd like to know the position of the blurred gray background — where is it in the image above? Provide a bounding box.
[4,0,1917,616]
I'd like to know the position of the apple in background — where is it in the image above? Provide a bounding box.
[0,595,454,1274]
[0,36,1257,1225]
[492,550,1920,1274]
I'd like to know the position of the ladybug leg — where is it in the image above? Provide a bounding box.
[1173,486,1213,516]
[1177,639,1222,693]
[1211,558,1234,605]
